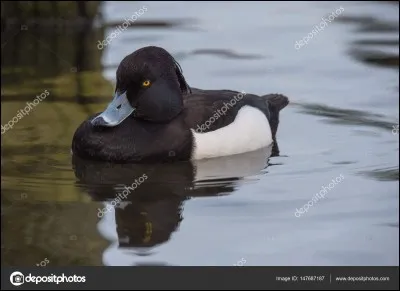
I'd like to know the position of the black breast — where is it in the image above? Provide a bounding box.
[72,114,194,163]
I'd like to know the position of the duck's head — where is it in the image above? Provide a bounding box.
[91,46,191,127]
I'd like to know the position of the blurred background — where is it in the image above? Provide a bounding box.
[1,1,399,266]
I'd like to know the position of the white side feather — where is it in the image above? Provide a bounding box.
[191,106,272,160]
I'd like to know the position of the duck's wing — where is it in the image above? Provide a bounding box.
[182,88,270,133]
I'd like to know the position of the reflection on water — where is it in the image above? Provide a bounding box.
[1,1,399,266]
[72,146,273,251]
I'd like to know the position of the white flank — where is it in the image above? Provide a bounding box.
[191,106,273,160]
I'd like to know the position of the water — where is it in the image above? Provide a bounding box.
[1,1,399,266]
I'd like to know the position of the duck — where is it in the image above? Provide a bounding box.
[71,46,289,163]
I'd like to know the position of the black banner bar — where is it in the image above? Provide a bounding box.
[1,267,399,290]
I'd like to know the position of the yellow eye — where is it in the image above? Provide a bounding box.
[142,80,151,87]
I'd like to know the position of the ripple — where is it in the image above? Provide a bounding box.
[338,14,399,69]
[358,167,399,181]
[337,15,399,33]
[353,39,399,46]
[348,48,399,69]
[175,49,265,61]
[293,102,396,131]
[105,18,199,30]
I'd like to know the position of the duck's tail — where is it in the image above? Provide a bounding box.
[262,94,289,138]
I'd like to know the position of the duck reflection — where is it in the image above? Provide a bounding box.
[72,143,278,251]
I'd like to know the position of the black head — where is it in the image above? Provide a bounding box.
[91,46,191,127]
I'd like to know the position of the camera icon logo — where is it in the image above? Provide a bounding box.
[10,271,25,286]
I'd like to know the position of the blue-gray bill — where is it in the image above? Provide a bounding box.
[91,91,135,127]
